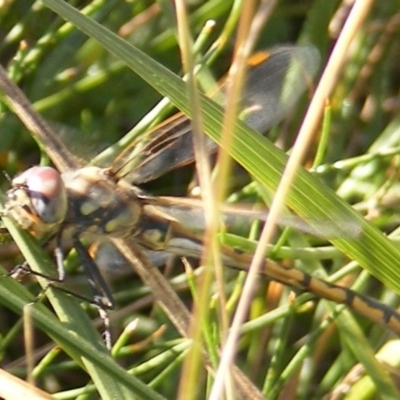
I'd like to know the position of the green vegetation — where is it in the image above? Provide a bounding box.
[1,1,400,399]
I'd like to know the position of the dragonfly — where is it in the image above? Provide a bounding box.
[1,45,400,347]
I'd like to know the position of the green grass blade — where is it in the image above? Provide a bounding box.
[0,210,166,400]
[42,0,400,295]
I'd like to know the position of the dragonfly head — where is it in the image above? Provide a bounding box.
[3,166,68,237]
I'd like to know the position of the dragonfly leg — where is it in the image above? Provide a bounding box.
[72,234,115,349]
[5,231,66,283]
[54,230,65,281]
[7,261,61,282]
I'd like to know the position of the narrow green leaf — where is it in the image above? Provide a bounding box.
[42,0,400,295]
[0,210,166,400]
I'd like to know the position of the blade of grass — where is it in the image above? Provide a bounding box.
[331,307,398,399]
[42,0,400,295]
[0,210,166,400]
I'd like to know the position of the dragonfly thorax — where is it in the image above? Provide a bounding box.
[61,166,143,238]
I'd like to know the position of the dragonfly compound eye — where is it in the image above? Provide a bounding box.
[12,166,68,225]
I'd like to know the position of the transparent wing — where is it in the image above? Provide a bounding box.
[137,195,360,239]
[110,45,320,184]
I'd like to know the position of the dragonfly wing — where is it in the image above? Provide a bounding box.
[140,195,359,239]
[139,195,305,235]
[115,45,320,184]
[93,240,172,275]
[237,45,320,133]
[117,114,217,184]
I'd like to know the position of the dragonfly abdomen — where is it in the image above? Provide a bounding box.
[228,248,400,335]
[154,220,400,335]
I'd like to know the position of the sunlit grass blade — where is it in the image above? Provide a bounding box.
[42,0,400,295]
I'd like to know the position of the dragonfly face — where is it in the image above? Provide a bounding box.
[5,166,68,238]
